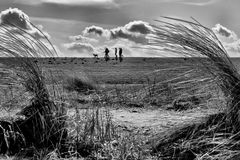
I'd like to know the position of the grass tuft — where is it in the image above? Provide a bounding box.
[63,73,97,95]
[0,23,67,156]
[149,17,240,159]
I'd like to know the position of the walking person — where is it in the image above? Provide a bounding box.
[104,47,110,62]
[118,47,123,62]
[114,48,118,61]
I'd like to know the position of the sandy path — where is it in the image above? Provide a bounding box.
[111,107,221,137]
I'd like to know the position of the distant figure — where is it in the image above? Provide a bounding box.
[114,48,118,61]
[118,47,123,62]
[104,47,110,62]
[93,53,98,58]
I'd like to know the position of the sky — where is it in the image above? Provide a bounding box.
[0,0,240,57]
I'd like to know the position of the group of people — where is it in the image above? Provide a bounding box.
[104,47,123,62]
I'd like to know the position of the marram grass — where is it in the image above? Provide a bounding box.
[149,18,240,159]
[0,23,67,155]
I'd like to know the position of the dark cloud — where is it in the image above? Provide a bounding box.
[83,26,107,36]
[0,7,30,29]
[0,8,50,39]
[212,24,240,55]
[212,24,237,40]
[83,21,154,44]
[110,27,148,44]
[64,42,95,53]
[11,0,130,26]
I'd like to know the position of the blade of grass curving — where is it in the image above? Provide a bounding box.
[0,21,67,154]
[149,17,240,131]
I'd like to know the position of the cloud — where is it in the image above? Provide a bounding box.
[64,42,95,53]
[17,0,117,7]
[41,0,118,9]
[63,20,156,57]
[69,35,98,43]
[0,8,50,39]
[183,0,219,6]
[41,41,62,56]
[212,24,240,55]
[224,40,240,53]
[83,20,154,44]
[162,0,220,6]
[124,21,155,34]
[110,27,149,44]
[83,26,110,38]
[212,24,238,42]
[31,24,51,39]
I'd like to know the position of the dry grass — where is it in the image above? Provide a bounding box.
[63,72,98,95]
[0,22,67,156]
[148,17,240,159]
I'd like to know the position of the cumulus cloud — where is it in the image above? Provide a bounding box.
[224,40,240,53]
[69,35,98,43]
[83,21,154,44]
[212,24,240,55]
[124,21,154,34]
[110,27,149,44]
[83,25,110,38]
[64,42,95,53]
[64,21,155,57]
[0,8,50,39]
[212,24,238,42]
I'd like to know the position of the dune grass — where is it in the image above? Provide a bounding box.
[63,72,98,95]
[0,22,68,156]
[0,21,145,160]
[148,17,240,159]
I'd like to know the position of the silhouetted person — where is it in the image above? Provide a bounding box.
[119,47,123,62]
[114,48,118,61]
[104,47,110,61]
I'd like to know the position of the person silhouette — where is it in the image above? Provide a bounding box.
[104,47,110,62]
[114,48,118,61]
[118,47,123,62]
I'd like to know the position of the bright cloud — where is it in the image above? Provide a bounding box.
[212,24,240,56]
[0,8,50,39]
[64,42,95,53]
[212,24,238,43]
[83,21,154,44]
[69,35,99,43]
[83,25,110,38]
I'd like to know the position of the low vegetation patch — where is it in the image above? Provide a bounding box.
[64,73,98,95]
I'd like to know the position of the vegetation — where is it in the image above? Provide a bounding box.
[0,23,67,157]
[63,73,98,94]
[149,17,240,159]
[1,17,240,160]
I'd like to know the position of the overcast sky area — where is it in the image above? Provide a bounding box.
[0,0,240,57]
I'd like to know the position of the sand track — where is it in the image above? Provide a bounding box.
[111,108,221,137]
